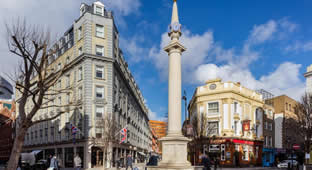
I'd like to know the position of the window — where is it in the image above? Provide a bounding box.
[78,26,82,40]
[96,24,104,38]
[51,127,54,141]
[66,56,70,64]
[268,136,272,147]
[35,130,37,139]
[58,80,62,89]
[268,123,272,131]
[45,128,48,138]
[96,133,102,138]
[40,129,43,138]
[208,102,219,114]
[66,74,70,87]
[78,67,83,81]
[264,121,267,130]
[78,87,83,100]
[78,47,83,56]
[207,121,219,135]
[96,66,104,78]
[286,102,288,110]
[66,93,70,104]
[242,145,249,161]
[96,86,104,99]
[96,45,104,56]
[31,132,33,140]
[289,104,291,112]
[95,6,103,15]
[96,106,104,117]
[57,63,61,71]
[58,97,62,105]
[264,136,267,146]
[234,102,238,113]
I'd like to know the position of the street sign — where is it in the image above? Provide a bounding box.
[293,144,300,150]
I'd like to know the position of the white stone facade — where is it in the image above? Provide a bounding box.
[16,2,151,169]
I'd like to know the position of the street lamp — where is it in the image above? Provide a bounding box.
[182,90,187,121]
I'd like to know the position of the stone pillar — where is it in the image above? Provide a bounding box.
[151,0,193,169]
[85,141,92,169]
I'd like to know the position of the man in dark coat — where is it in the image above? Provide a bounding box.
[202,155,211,170]
[126,154,133,170]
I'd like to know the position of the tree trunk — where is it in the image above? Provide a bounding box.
[6,126,27,170]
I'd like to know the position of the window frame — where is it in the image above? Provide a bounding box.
[95,45,104,56]
[96,106,104,118]
[78,67,83,81]
[95,86,105,99]
[96,24,104,38]
[78,26,82,40]
[95,6,104,16]
[95,65,104,79]
[207,102,219,114]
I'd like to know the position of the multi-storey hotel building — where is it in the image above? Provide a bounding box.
[17,2,151,169]
[188,79,274,167]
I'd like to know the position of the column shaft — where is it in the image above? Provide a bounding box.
[168,50,182,135]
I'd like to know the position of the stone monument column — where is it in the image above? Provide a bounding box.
[150,0,193,169]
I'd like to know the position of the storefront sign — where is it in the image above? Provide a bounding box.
[210,139,226,144]
[233,139,254,145]
[209,145,220,152]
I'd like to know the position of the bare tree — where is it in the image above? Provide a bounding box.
[90,114,119,168]
[185,113,216,165]
[5,20,79,170]
[294,92,312,164]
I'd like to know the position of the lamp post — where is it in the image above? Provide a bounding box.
[182,90,187,121]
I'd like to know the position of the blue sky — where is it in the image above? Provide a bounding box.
[0,0,311,121]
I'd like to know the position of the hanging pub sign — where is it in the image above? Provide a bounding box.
[242,120,250,132]
[186,124,193,136]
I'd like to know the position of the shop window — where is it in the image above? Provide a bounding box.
[242,145,249,161]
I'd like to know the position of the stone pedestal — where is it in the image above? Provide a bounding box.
[158,136,192,168]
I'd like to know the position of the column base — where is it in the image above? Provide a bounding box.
[154,134,192,169]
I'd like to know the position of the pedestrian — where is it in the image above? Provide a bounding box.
[202,155,211,170]
[49,154,59,170]
[74,154,82,170]
[214,157,218,170]
[126,154,133,170]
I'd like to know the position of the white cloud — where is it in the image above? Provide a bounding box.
[193,62,305,100]
[149,30,214,81]
[149,18,304,100]
[0,0,141,76]
[285,41,312,52]
[248,20,277,45]
[103,0,140,16]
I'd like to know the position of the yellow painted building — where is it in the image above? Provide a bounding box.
[188,78,275,166]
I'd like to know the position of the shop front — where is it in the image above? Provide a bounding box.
[191,137,263,167]
[262,148,275,167]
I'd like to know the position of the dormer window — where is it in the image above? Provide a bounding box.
[95,6,103,15]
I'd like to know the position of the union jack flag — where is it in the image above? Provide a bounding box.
[71,124,79,144]
[120,128,127,144]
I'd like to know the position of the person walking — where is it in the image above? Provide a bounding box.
[126,154,133,170]
[74,154,82,170]
[202,155,211,170]
[49,155,59,170]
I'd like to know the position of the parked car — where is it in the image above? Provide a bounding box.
[277,160,298,168]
